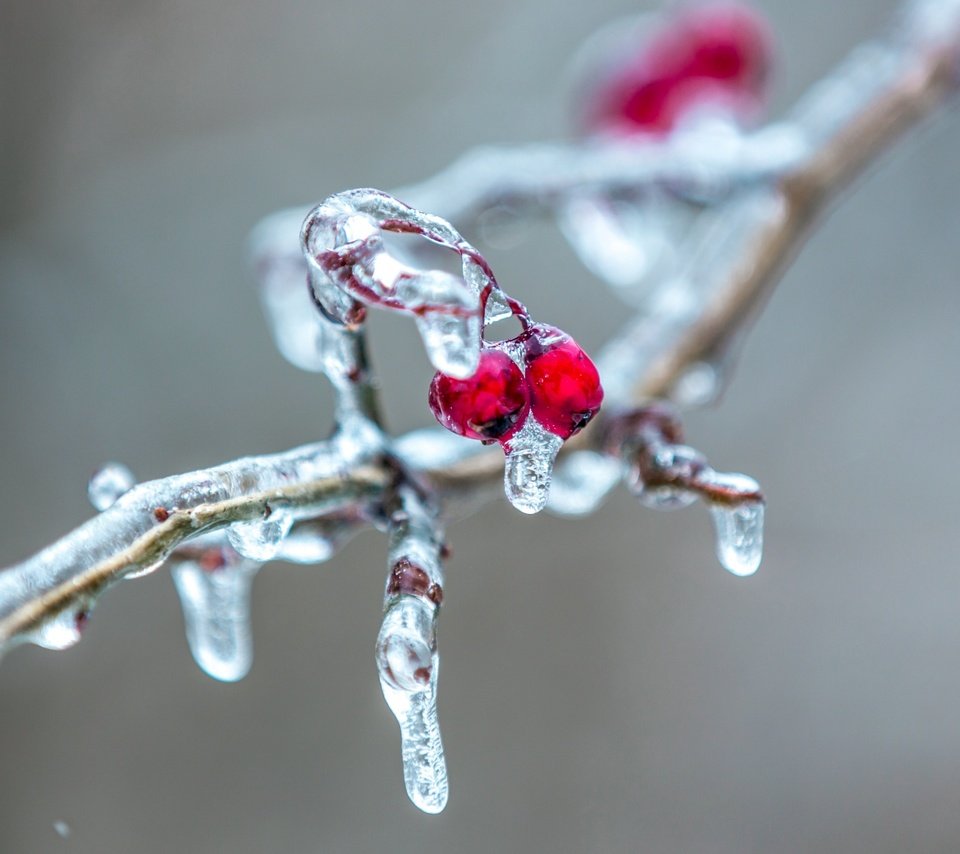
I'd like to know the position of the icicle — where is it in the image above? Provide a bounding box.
[708,499,764,577]
[503,419,564,515]
[171,559,258,681]
[380,669,447,814]
[25,605,91,651]
[547,451,623,516]
[377,597,447,814]
[399,270,481,378]
[87,462,135,511]
[376,485,449,813]
[226,511,293,562]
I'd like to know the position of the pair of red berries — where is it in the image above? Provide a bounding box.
[584,2,773,137]
[429,325,603,446]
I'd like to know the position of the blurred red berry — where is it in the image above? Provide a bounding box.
[585,2,773,136]
[429,349,530,443]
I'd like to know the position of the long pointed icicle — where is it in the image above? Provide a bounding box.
[376,484,448,813]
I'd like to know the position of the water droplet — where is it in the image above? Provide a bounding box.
[547,451,623,516]
[501,418,563,515]
[53,821,70,839]
[709,500,764,577]
[226,512,293,562]
[26,607,90,650]
[171,560,258,682]
[87,462,135,511]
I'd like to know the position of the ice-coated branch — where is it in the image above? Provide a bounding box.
[1,0,958,816]
[0,443,389,649]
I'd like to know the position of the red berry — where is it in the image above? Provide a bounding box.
[584,2,773,136]
[524,329,603,440]
[429,349,529,443]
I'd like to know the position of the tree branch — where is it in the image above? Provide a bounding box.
[1,0,957,655]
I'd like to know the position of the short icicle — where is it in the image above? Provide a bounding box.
[709,499,764,577]
[172,554,260,682]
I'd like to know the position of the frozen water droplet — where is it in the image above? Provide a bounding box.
[26,607,89,650]
[87,462,135,510]
[380,669,448,814]
[226,512,293,562]
[709,501,764,577]
[547,451,623,516]
[414,310,480,379]
[503,420,563,515]
[171,560,258,682]
[53,821,70,839]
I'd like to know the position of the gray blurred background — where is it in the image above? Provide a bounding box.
[2,1,959,852]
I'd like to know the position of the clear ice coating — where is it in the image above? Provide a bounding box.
[377,599,447,814]
[634,444,706,511]
[171,559,258,681]
[87,462,136,511]
[503,419,564,515]
[709,500,764,577]
[226,512,294,562]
